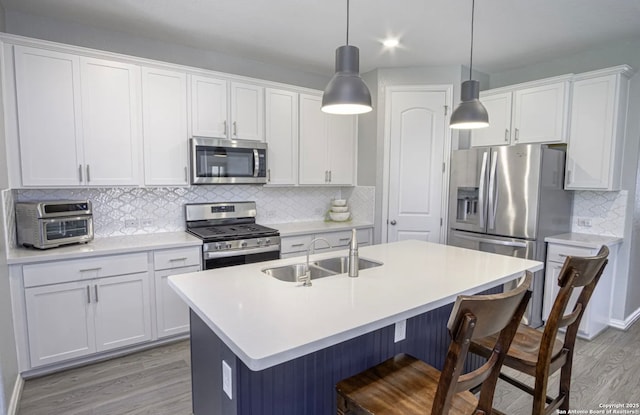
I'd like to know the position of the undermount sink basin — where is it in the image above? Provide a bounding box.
[311,257,383,274]
[262,256,383,283]
[262,263,335,282]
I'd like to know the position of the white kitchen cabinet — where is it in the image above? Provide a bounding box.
[13,46,142,186]
[280,227,372,259]
[22,252,152,367]
[265,88,298,185]
[299,94,357,186]
[190,74,228,138]
[564,66,632,191]
[190,77,264,141]
[230,82,264,141]
[153,246,201,338]
[80,57,141,185]
[14,46,84,186]
[141,67,189,185]
[471,78,570,147]
[543,240,618,340]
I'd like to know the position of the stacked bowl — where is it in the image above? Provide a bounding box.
[329,199,351,222]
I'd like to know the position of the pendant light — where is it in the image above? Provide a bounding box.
[321,0,373,115]
[450,0,489,129]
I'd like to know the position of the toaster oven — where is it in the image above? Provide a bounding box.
[16,200,94,249]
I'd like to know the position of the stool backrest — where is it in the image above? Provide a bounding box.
[433,272,533,414]
[542,245,609,366]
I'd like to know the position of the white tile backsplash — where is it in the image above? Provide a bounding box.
[571,190,627,237]
[8,186,375,247]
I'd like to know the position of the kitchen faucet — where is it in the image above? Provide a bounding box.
[301,237,332,287]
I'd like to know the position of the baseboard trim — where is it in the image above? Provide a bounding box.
[609,307,640,330]
[7,374,24,415]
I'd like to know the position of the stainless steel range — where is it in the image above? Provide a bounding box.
[185,201,281,270]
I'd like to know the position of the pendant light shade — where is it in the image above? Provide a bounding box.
[321,0,372,115]
[450,0,489,129]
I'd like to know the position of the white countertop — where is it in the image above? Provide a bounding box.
[168,240,543,371]
[268,220,373,237]
[6,231,202,264]
[544,233,623,249]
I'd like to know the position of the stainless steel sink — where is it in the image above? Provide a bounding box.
[262,256,383,282]
[311,257,383,274]
[262,263,335,282]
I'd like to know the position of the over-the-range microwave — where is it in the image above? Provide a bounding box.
[190,137,267,184]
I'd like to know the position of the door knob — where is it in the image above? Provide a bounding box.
[390,220,397,225]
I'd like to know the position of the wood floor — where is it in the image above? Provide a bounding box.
[18,321,640,415]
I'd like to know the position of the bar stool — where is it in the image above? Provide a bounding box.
[470,245,609,415]
[335,273,533,415]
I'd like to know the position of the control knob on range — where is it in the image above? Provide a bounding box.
[214,243,222,250]
[240,241,248,248]
[225,242,232,249]
[265,238,271,245]
[256,239,264,246]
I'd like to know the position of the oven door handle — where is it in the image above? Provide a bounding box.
[204,245,280,260]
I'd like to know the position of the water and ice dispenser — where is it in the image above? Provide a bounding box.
[455,187,479,222]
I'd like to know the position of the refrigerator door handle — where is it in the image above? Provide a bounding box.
[452,231,528,248]
[478,151,488,229]
[487,151,498,230]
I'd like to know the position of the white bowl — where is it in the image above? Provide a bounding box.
[331,206,349,212]
[329,211,350,221]
[332,199,347,207]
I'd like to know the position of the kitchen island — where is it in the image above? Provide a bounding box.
[169,240,542,415]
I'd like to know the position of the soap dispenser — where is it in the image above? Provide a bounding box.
[348,228,359,278]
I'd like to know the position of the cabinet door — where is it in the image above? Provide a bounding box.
[265,88,298,185]
[565,74,622,190]
[326,114,356,185]
[155,265,200,338]
[25,281,95,367]
[191,75,228,138]
[14,46,84,186]
[94,273,152,351]
[512,82,568,144]
[470,92,512,147]
[141,67,189,185]
[231,82,264,141]
[80,57,141,185]
[299,94,329,185]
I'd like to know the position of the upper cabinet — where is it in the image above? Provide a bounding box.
[141,67,189,186]
[299,94,357,186]
[190,75,264,141]
[265,88,298,185]
[471,77,570,147]
[14,46,141,187]
[565,66,632,191]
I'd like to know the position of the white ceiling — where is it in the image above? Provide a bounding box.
[2,0,640,76]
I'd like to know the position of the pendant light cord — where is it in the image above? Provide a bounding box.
[469,0,475,80]
[346,0,350,45]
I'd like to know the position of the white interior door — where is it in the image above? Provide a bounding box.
[386,88,448,243]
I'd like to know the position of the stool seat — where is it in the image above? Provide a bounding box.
[337,353,478,414]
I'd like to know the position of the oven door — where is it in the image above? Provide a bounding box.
[203,246,280,270]
[38,215,94,248]
[191,137,267,184]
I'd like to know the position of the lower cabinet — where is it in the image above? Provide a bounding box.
[18,245,202,370]
[543,241,618,340]
[25,272,151,367]
[281,227,373,259]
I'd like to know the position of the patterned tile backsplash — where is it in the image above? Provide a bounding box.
[571,190,627,237]
[6,186,375,247]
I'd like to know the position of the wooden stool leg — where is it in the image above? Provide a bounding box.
[533,367,551,415]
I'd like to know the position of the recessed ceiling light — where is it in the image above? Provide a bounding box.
[382,38,399,48]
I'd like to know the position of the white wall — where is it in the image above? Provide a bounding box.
[488,37,640,323]
[4,10,329,90]
[0,3,20,411]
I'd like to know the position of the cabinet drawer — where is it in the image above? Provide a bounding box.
[153,247,201,270]
[281,234,314,254]
[322,230,354,249]
[546,243,598,263]
[23,252,149,287]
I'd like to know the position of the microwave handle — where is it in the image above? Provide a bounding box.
[253,149,260,177]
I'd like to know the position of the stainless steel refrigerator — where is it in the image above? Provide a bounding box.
[448,144,572,327]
